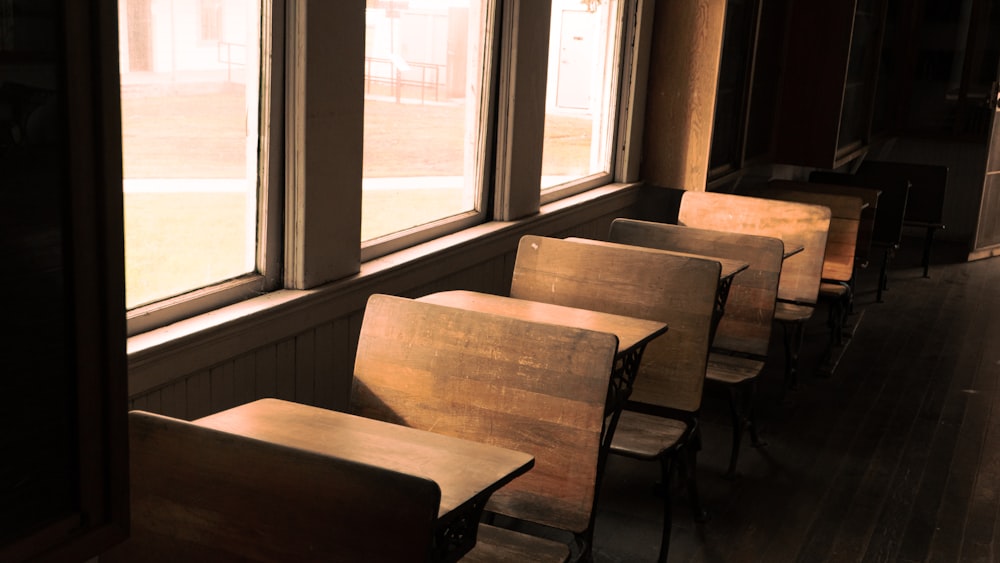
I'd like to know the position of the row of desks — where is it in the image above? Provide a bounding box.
[118,181,921,561]
[121,225,824,561]
[204,237,753,559]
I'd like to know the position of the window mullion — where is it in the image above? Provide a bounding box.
[285,0,365,289]
[494,0,551,221]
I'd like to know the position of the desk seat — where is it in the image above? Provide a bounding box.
[463,526,570,562]
[706,353,767,385]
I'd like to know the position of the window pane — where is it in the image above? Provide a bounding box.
[541,0,621,190]
[119,0,260,309]
[362,0,488,242]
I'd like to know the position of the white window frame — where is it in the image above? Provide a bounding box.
[539,0,630,206]
[358,1,498,262]
[126,0,283,336]
[127,0,645,336]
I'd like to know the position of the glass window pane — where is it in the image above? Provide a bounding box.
[119,0,260,309]
[541,0,621,190]
[362,0,487,242]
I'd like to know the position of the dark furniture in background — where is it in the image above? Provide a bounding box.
[857,160,949,277]
[773,0,889,169]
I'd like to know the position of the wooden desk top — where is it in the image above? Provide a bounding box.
[195,398,534,521]
[418,290,669,355]
[563,237,749,281]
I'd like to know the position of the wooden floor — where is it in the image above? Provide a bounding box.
[592,235,1000,562]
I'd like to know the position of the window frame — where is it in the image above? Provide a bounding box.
[359,0,499,262]
[539,0,629,205]
[126,0,645,336]
[125,0,284,337]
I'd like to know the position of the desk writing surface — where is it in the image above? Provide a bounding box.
[418,290,668,355]
[195,398,534,519]
[563,237,748,281]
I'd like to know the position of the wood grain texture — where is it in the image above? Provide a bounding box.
[704,353,766,385]
[567,236,748,280]
[196,399,533,521]
[103,410,442,563]
[510,235,720,414]
[465,525,570,562]
[746,181,864,283]
[351,294,617,534]
[418,290,668,357]
[796,178,881,264]
[608,411,688,460]
[679,190,831,306]
[641,0,727,189]
[608,218,783,358]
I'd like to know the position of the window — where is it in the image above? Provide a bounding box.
[361,1,491,251]
[540,0,623,199]
[122,0,641,335]
[119,0,279,333]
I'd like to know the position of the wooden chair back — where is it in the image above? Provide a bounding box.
[103,411,441,563]
[351,293,617,535]
[773,178,880,265]
[857,160,947,228]
[509,234,720,414]
[810,170,910,249]
[748,180,864,283]
[608,219,783,358]
[678,190,831,306]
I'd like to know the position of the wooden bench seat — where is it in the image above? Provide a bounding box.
[608,218,784,477]
[678,191,830,391]
[509,234,720,562]
[461,525,570,562]
[352,294,617,562]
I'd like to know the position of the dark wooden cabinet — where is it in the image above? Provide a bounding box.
[1,1,128,560]
[773,0,888,168]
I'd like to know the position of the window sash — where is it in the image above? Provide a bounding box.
[127,0,644,335]
[126,0,282,336]
[539,0,625,200]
